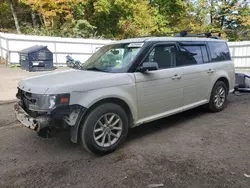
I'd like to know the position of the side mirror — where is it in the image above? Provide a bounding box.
[138,62,159,72]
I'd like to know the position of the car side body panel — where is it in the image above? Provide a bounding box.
[70,81,138,124]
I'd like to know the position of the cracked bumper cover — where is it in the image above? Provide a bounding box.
[14,102,51,131]
[14,102,86,143]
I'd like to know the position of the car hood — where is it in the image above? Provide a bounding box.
[18,69,135,94]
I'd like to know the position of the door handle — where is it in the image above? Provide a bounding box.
[207,69,215,74]
[172,74,182,80]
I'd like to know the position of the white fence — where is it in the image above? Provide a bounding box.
[0,32,250,68]
[228,41,250,69]
[0,32,112,66]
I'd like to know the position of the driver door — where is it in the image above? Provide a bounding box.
[134,43,185,123]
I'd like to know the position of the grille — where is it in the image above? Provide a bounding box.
[17,88,39,117]
[23,92,36,104]
[17,88,36,109]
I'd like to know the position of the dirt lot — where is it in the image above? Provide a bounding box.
[0,93,250,188]
[0,66,250,187]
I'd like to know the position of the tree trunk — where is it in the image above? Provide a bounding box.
[210,0,214,24]
[31,11,37,27]
[7,0,21,34]
[220,0,227,29]
[221,15,224,28]
[38,13,44,26]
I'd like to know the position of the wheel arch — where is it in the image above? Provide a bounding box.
[216,77,229,92]
[207,77,229,112]
[207,76,230,101]
[70,97,134,143]
[84,97,134,126]
[213,76,230,92]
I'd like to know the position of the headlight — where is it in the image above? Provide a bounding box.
[48,95,56,109]
[29,93,70,111]
[47,94,70,109]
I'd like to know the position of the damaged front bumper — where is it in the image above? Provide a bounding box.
[14,102,51,132]
[14,102,86,142]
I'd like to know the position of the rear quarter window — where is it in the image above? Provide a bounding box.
[208,42,231,62]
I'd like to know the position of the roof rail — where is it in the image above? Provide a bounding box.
[126,30,221,39]
[128,33,176,38]
[175,30,221,39]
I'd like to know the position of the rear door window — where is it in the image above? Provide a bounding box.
[181,45,203,64]
[176,42,209,66]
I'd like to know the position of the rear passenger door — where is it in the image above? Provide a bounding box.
[177,41,211,108]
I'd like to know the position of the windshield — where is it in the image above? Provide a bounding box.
[81,43,143,73]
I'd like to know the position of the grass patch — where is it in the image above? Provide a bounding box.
[9,64,21,68]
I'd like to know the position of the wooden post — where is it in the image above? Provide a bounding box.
[6,39,9,66]
[54,42,58,66]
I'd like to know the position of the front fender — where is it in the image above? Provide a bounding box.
[69,84,137,143]
[70,84,137,120]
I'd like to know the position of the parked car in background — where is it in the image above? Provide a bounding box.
[14,33,235,155]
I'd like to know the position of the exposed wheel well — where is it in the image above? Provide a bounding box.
[216,77,229,92]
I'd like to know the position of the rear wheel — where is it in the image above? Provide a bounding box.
[208,81,228,112]
[80,103,128,155]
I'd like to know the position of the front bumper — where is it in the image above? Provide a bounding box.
[14,102,86,143]
[14,103,51,131]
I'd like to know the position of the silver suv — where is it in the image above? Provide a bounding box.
[15,36,235,155]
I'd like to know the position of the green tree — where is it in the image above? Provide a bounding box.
[0,0,21,33]
[0,1,13,29]
[150,0,192,31]
[87,0,170,39]
[0,0,249,41]
[7,0,21,33]
[192,0,250,40]
[20,0,96,38]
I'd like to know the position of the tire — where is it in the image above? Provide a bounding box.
[80,103,129,155]
[208,81,228,112]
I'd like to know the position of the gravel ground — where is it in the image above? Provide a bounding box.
[0,94,250,188]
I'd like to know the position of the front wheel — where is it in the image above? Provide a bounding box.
[208,81,228,112]
[80,103,129,155]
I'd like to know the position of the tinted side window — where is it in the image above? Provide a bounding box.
[177,44,209,66]
[181,45,203,64]
[147,44,177,69]
[201,46,209,63]
[208,42,231,62]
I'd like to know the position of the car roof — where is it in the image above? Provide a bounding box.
[116,37,226,44]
